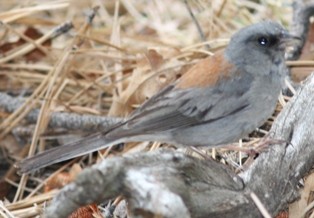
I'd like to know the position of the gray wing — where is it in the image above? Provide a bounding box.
[114,73,253,135]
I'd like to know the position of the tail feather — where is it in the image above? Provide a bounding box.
[16,133,122,174]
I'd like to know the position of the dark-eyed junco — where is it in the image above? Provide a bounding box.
[17,21,297,173]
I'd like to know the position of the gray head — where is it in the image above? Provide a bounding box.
[225,21,291,76]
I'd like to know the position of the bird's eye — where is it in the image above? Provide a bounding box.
[258,37,268,46]
[257,36,278,47]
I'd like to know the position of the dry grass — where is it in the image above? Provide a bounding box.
[0,0,307,217]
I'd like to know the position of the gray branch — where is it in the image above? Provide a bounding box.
[0,92,123,131]
[45,150,248,218]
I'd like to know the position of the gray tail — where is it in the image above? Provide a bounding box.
[16,133,121,174]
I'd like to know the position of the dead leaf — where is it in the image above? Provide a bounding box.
[68,204,102,218]
[290,23,314,82]
[289,173,314,218]
[0,27,51,62]
[275,211,288,218]
[44,164,82,192]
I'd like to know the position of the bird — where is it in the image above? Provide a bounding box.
[16,21,298,174]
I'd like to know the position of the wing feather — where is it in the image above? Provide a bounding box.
[109,53,254,137]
